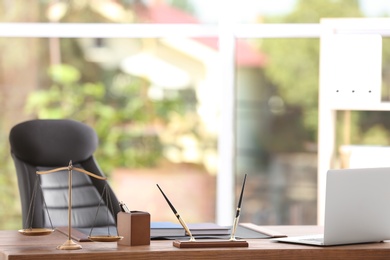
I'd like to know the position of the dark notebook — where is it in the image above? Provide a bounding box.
[151,222,287,240]
[151,222,230,238]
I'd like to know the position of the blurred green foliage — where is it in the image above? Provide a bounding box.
[25,64,186,174]
[263,0,362,141]
[261,0,390,151]
[0,121,21,230]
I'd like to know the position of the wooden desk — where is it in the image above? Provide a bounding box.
[2,226,390,260]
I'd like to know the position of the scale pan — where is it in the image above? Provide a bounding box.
[18,228,54,236]
[88,235,123,242]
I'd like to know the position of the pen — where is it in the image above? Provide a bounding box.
[156,184,196,241]
[230,174,247,241]
[119,201,130,213]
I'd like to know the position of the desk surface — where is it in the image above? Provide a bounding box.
[2,225,390,260]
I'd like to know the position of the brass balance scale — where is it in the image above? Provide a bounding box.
[18,160,123,250]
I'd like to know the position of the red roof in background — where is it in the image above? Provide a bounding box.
[139,1,198,24]
[136,2,266,67]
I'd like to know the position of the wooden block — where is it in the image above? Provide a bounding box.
[173,239,248,248]
[117,211,150,246]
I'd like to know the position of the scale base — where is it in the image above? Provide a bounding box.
[173,239,248,248]
[57,239,83,250]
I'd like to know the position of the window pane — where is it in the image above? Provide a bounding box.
[0,36,221,228]
[236,38,318,225]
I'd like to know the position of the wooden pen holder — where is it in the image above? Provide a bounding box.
[117,211,150,246]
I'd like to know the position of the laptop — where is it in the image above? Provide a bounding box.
[272,167,390,246]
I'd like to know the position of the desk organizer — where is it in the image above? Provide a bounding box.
[117,211,150,246]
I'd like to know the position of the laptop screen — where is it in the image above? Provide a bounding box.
[323,167,390,245]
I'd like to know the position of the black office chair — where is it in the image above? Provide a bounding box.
[9,119,121,235]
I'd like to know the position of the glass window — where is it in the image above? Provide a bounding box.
[0,35,221,225]
[235,38,318,225]
[2,0,390,230]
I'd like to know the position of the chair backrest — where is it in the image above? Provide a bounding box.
[9,119,121,234]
